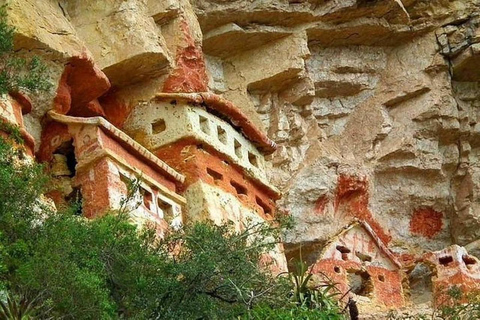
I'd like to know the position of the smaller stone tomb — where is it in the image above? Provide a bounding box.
[424,245,480,307]
[311,221,405,310]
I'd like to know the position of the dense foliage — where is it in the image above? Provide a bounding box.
[0,137,346,319]
[0,138,272,318]
[0,5,345,318]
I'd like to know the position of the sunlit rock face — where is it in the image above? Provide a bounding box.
[7,0,480,314]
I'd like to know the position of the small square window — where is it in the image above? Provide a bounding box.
[248,152,258,167]
[256,196,272,217]
[206,168,223,181]
[230,180,248,196]
[157,198,174,222]
[152,119,166,134]
[141,188,153,211]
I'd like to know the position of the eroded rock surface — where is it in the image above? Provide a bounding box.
[4,0,480,314]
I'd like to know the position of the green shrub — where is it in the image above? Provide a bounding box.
[244,304,344,320]
[436,286,480,320]
[0,138,49,291]
[0,134,346,319]
[0,5,51,95]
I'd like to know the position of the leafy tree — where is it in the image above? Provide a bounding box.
[0,134,344,319]
[0,139,281,319]
[0,137,49,292]
[152,221,291,319]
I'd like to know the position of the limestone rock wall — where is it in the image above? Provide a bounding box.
[192,0,480,260]
[4,0,480,308]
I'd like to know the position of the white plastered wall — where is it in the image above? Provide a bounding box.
[124,101,274,189]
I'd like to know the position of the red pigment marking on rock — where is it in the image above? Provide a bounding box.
[410,207,443,239]
[99,91,133,128]
[314,195,328,214]
[335,175,392,244]
[335,175,368,207]
[54,53,110,116]
[163,19,208,93]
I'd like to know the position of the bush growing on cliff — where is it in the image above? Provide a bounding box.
[0,137,345,319]
[0,137,49,292]
[0,5,51,95]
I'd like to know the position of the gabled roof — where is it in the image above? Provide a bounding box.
[321,219,402,269]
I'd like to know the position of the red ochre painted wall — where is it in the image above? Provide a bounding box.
[312,259,405,308]
[38,121,179,218]
[155,139,277,220]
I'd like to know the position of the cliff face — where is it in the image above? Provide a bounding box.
[4,0,480,312]
[189,0,480,256]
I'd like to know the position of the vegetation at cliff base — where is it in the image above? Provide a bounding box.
[0,5,346,318]
[0,136,345,319]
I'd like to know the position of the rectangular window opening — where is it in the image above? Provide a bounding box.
[234,139,242,159]
[248,152,258,167]
[439,256,453,266]
[141,188,153,211]
[157,198,173,222]
[256,196,272,217]
[206,167,223,181]
[231,180,248,196]
[217,126,227,145]
[347,271,372,297]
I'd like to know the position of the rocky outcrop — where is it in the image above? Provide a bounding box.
[6,0,480,313]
